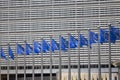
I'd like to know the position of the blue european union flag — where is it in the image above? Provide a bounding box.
[100,29,109,44]
[100,29,116,44]
[17,44,24,55]
[70,35,78,48]
[61,36,68,51]
[51,39,59,52]
[110,26,120,40]
[0,47,8,60]
[8,45,14,60]
[80,34,88,47]
[42,39,50,53]
[89,31,98,44]
[26,43,33,55]
[34,41,41,54]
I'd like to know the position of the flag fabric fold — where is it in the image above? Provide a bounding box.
[100,29,109,44]
[89,31,98,48]
[8,45,14,60]
[110,26,120,40]
[26,43,33,55]
[34,41,41,54]
[61,36,68,51]
[17,44,24,55]
[89,31,98,44]
[80,34,88,47]
[51,39,59,52]
[70,35,78,48]
[42,39,50,53]
[0,47,8,60]
[100,29,116,44]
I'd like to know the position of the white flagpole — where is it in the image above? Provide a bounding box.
[29,0,34,79]
[15,43,18,80]
[59,35,62,80]
[88,29,91,80]
[77,31,81,80]
[41,38,43,80]
[32,40,35,80]
[7,0,10,80]
[98,26,101,80]
[98,0,101,79]
[24,41,26,80]
[108,24,112,80]
[27,0,33,79]
[68,33,71,80]
[50,36,52,80]
[0,45,2,80]
[7,44,10,80]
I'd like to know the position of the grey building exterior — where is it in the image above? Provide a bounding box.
[0,0,120,80]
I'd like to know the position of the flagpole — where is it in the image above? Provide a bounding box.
[32,40,35,80]
[41,38,43,80]
[0,45,2,80]
[98,26,101,80]
[59,35,62,80]
[77,31,81,80]
[88,29,91,80]
[68,33,71,80]
[24,41,26,80]
[29,0,34,79]
[15,43,18,80]
[50,36,52,80]
[98,1,101,79]
[7,0,10,80]
[98,0,101,79]
[7,44,9,80]
[108,24,112,80]
[51,0,53,79]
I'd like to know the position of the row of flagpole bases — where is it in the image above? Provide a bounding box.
[0,26,120,60]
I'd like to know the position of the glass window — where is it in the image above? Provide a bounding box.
[34,66,41,69]
[43,66,49,69]
[106,77,107,80]
[62,65,68,69]
[31,0,51,5]
[114,76,117,80]
[1,66,7,70]
[9,66,16,70]
[26,66,32,69]
[18,66,24,70]
[0,0,8,7]
[11,0,29,6]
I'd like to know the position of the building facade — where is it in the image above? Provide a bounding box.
[0,0,120,80]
